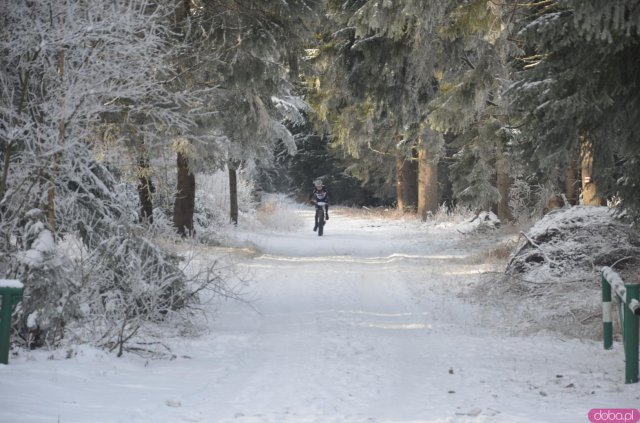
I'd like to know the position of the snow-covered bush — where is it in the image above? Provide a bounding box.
[442,209,501,234]
[506,206,639,280]
[429,203,475,226]
[195,170,256,233]
[76,227,188,356]
[13,210,78,348]
[255,193,305,232]
[0,0,225,353]
[6,203,215,354]
[508,178,535,223]
[472,206,640,339]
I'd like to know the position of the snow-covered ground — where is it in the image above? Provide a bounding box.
[0,207,638,423]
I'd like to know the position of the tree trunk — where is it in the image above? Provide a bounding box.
[395,152,418,212]
[495,154,513,222]
[0,141,12,203]
[1,69,31,204]
[173,151,195,236]
[137,157,155,224]
[174,0,190,24]
[228,161,239,225]
[47,51,66,233]
[171,2,194,235]
[564,158,579,205]
[580,139,602,206]
[46,180,56,231]
[417,146,438,221]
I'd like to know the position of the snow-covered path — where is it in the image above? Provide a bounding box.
[0,208,638,422]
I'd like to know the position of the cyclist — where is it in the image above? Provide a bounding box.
[309,179,329,232]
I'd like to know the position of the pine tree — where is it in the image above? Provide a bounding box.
[509,0,640,217]
[427,0,518,220]
[311,1,448,211]
[177,0,320,224]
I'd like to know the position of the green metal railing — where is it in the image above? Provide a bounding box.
[601,267,640,384]
[0,280,24,365]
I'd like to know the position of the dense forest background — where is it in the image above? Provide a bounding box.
[1,0,639,351]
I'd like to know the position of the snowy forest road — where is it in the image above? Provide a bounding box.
[0,208,637,423]
[153,208,637,423]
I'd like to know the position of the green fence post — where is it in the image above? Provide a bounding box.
[623,284,639,384]
[602,272,613,349]
[0,282,24,365]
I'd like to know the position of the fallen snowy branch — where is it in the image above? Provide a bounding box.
[518,231,559,267]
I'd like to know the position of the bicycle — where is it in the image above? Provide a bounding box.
[313,201,327,236]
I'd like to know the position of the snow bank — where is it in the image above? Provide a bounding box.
[508,206,638,281]
[470,206,640,339]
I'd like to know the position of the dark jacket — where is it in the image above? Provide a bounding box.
[310,187,329,207]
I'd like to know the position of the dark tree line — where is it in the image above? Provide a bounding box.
[299,0,640,222]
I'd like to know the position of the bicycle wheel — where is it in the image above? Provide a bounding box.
[317,208,324,236]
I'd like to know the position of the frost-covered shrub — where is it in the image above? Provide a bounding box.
[506,206,639,280]
[255,193,304,232]
[194,170,256,232]
[13,210,78,348]
[78,225,189,356]
[0,0,245,355]
[472,206,640,339]
[429,203,475,225]
[508,178,534,223]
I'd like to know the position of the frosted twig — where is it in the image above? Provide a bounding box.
[580,313,599,324]
[507,232,527,268]
[610,256,633,270]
